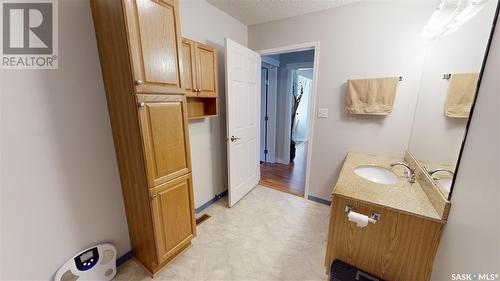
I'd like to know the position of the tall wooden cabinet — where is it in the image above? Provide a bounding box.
[90,0,195,276]
[182,37,218,119]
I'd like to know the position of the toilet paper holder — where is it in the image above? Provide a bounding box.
[345,205,381,223]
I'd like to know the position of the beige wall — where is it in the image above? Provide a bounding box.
[179,0,248,208]
[431,19,500,279]
[0,1,130,280]
[249,1,435,200]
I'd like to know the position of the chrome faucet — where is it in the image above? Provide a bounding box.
[427,168,454,178]
[390,162,416,183]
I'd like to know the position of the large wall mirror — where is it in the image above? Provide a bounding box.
[408,0,498,200]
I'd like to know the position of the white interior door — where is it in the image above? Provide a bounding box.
[225,38,261,207]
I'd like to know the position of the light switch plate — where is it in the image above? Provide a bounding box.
[317,108,329,118]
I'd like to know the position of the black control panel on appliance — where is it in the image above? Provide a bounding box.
[74,247,99,271]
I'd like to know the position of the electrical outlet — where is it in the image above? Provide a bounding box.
[317,108,329,118]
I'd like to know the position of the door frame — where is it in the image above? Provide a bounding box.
[260,63,278,163]
[258,42,320,200]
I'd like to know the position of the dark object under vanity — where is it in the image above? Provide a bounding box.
[330,259,385,281]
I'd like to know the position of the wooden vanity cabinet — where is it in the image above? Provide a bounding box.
[325,195,444,281]
[91,0,195,276]
[181,37,218,119]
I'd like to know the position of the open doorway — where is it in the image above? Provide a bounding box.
[258,47,318,197]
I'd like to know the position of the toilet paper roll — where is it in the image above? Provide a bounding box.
[348,211,369,228]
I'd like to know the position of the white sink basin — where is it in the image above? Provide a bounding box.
[354,165,399,185]
[436,178,452,193]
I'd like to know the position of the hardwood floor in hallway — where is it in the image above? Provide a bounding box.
[259,141,308,196]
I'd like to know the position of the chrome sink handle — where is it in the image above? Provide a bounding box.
[427,168,454,177]
[390,162,415,183]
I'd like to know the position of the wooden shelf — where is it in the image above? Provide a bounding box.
[187,97,217,119]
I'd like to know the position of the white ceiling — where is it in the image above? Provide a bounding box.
[206,0,360,26]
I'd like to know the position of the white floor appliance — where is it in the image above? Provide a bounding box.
[54,243,117,281]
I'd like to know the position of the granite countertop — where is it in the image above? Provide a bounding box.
[333,152,442,221]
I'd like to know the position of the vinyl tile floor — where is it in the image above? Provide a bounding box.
[115,186,330,281]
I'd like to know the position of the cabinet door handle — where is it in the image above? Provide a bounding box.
[138,102,145,108]
[135,79,143,86]
[150,194,157,200]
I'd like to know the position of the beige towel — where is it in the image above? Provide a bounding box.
[346,77,399,115]
[445,73,479,118]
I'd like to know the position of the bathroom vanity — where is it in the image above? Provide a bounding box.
[325,152,450,281]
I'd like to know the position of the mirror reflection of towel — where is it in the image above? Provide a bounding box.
[346,77,399,115]
[445,73,479,118]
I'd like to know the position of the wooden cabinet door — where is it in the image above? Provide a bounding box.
[181,38,197,97]
[137,94,191,187]
[195,43,217,97]
[326,196,443,281]
[124,0,184,94]
[150,174,196,264]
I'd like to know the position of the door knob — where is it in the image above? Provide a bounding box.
[230,136,241,142]
[135,79,143,85]
[138,102,145,108]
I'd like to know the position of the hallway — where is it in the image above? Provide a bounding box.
[259,141,308,196]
